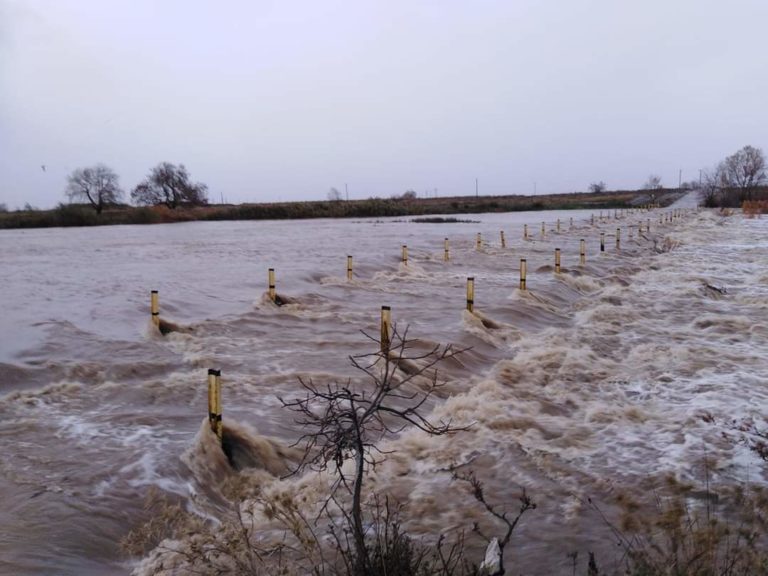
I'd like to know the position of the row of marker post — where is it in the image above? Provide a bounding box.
[150,204,690,443]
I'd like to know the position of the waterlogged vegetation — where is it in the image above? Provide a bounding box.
[0,189,680,230]
[123,329,768,576]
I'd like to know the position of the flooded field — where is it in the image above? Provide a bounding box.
[1,196,767,575]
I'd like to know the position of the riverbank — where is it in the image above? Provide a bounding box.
[0,189,684,229]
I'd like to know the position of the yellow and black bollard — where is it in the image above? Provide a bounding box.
[150,290,159,328]
[555,248,561,274]
[444,238,450,261]
[268,268,276,302]
[524,224,528,240]
[616,228,621,250]
[380,306,391,354]
[600,232,605,253]
[347,255,353,281]
[500,230,506,248]
[580,239,586,265]
[207,368,222,441]
[519,258,527,291]
[466,277,474,313]
[402,245,408,266]
[476,233,482,250]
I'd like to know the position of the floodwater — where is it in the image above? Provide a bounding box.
[1,194,767,575]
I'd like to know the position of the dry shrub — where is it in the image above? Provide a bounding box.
[121,487,201,557]
[741,200,768,218]
[593,475,768,576]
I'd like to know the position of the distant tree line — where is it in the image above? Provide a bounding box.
[64,162,209,214]
[56,144,767,216]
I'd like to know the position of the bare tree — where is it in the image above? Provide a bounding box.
[131,162,208,208]
[699,166,728,208]
[719,145,766,202]
[643,175,662,190]
[588,181,607,193]
[452,470,536,576]
[280,326,469,575]
[328,187,342,201]
[65,164,124,214]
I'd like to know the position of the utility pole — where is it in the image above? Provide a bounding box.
[345,183,349,201]
[475,178,478,198]
[534,182,537,195]
[678,169,682,189]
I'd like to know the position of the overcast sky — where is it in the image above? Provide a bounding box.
[1,0,767,209]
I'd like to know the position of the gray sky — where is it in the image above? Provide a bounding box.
[2,0,767,209]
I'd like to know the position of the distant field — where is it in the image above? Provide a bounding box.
[0,188,684,229]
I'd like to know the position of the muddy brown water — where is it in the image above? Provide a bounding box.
[1,197,767,575]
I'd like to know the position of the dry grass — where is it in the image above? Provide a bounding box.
[591,474,768,576]
[741,200,768,217]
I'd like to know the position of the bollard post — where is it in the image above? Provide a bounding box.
[660,214,663,225]
[629,225,633,240]
[347,255,353,281]
[647,218,651,233]
[541,222,545,238]
[150,290,159,328]
[402,245,408,266]
[600,232,605,252]
[444,237,450,261]
[476,233,482,250]
[380,306,391,354]
[557,219,561,233]
[580,239,586,265]
[616,228,621,250]
[268,268,276,302]
[208,368,222,441]
[214,370,222,440]
[466,277,474,313]
[207,368,216,432]
[570,217,573,229]
[555,248,561,274]
[591,213,595,225]
[519,258,527,291]
[524,224,528,240]
[500,230,506,248]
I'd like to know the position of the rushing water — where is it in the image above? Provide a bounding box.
[1,195,767,575]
